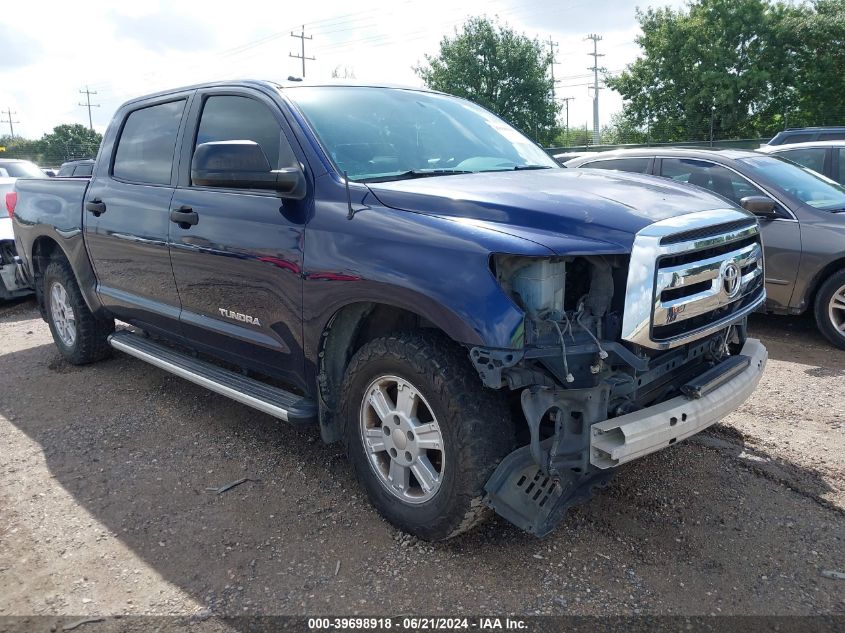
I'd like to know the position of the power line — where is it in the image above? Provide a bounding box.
[78,86,100,131]
[547,36,558,103]
[586,33,605,145]
[1,107,20,137]
[289,25,315,78]
[560,96,575,145]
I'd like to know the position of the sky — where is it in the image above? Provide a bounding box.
[0,0,686,139]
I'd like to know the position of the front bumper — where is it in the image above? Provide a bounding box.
[590,338,767,468]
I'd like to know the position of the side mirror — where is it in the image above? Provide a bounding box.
[740,195,780,219]
[191,141,306,199]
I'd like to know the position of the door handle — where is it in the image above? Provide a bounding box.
[85,199,106,216]
[170,206,199,228]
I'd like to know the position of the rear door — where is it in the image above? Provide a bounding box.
[168,87,308,389]
[84,95,191,333]
[657,157,802,311]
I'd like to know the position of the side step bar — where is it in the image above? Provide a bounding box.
[108,330,317,425]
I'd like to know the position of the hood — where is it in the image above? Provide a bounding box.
[367,168,734,252]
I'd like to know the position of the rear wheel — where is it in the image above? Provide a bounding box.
[340,333,515,541]
[43,258,114,364]
[814,270,845,350]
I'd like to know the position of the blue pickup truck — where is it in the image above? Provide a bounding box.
[11,80,768,539]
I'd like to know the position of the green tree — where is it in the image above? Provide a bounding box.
[608,0,780,141]
[415,17,559,145]
[39,124,102,165]
[607,0,845,141]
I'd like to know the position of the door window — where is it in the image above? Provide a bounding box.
[193,95,297,184]
[777,147,826,174]
[659,158,765,204]
[581,157,651,173]
[113,100,186,185]
[839,149,845,185]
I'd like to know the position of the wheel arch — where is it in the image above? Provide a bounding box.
[316,300,478,444]
[805,255,845,310]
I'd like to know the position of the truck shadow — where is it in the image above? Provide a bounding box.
[0,315,842,616]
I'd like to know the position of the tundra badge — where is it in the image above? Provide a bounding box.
[218,308,262,326]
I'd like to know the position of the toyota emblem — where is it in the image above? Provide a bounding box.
[722,262,741,298]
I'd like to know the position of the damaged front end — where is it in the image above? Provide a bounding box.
[473,213,768,536]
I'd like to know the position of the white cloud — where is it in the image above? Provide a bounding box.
[1,0,685,140]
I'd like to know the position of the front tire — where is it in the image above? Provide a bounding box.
[814,269,845,350]
[43,257,114,364]
[340,333,515,541]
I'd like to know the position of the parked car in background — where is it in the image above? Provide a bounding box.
[0,159,47,179]
[566,148,845,348]
[1,178,33,299]
[57,159,95,177]
[765,126,845,146]
[551,151,591,166]
[758,141,845,185]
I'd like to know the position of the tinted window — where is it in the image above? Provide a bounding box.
[113,100,185,185]
[819,132,845,141]
[74,163,94,177]
[777,148,826,174]
[659,158,765,204]
[839,149,845,185]
[739,155,845,210]
[783,133,814,144]
[582,157,650,173]
[58,165,74,177]
[194,96,295,177]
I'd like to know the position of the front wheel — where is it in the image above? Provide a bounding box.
[340,333,515,541]
[814,269,845,350]
[43,258,114,364]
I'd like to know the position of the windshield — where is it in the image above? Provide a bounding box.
[739,155,845,211]
[0,161,45,178]
[286,86,558,182]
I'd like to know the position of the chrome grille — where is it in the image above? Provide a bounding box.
[622,209,766,350]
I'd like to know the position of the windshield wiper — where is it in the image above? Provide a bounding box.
[358,169,473,183]
[512,164,554,170]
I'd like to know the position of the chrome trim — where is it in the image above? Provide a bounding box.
[109,335,291,421]
[653,242,763,327]
[621,209,765,349]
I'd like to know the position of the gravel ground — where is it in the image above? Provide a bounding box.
[0,298,843,619]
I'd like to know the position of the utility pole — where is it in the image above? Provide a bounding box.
[586,34,604,146]
[78,86,100,131]
[547,36,558,143]
[289,25,315,78]
[1,107,19,137]
[560,97,575,147]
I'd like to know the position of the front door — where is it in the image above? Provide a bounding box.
[168,89,308,389]
[84,97,189,333]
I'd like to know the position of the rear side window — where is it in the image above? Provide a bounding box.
[783,133,814,144]
[582,157,650,173]
[74,163,93,177]
[113,100,186,185]
[193,95,297,178]
[659,158,765,205]
[777,148,826,174]
[58,165,74,177]
[838,149,845,185]
[819,132,845,141]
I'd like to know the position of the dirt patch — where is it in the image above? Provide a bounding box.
[0,302,843,617]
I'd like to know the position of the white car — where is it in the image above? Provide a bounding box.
[1,177,33,299]
[757,140,845,185]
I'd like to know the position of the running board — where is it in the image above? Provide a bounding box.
[108,330,317,425]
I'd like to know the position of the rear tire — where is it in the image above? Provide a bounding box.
[43,257,114,364]
[814,269,845,350]
[340,333,515,541]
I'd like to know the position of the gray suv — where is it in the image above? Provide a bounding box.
[566,148,845,349]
